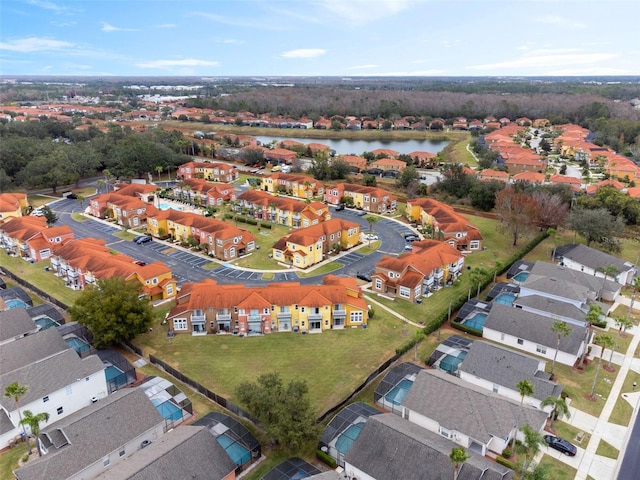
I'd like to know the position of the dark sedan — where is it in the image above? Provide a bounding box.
[544,435,577,456]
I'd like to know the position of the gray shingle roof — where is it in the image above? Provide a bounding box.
[14,388,165,480]
[0,308,38,343]
[459,341,563,401]
[513,295,587,323]
[26,304,66,324]
[525,261,620,299]
[403,369,548,442]
[0,327,68,375]
[484,303,587,355]
[93,426,237,480]
[345,413,513,480]
[561,244,633,274]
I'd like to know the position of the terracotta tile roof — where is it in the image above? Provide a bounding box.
[282,218,359,247]
[511,171,546,184]
[331,183,396,200]
[376,240,463,279]
[370,148,399,158]
[0,193,27,213]
[627,186,640,198]
[0,216,47,240]
[585,179,625,195]
[548,174,581,185]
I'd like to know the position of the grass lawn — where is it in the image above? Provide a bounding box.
[608,370,640,425]
[27,194,57,208]
[537,454,577,480]
[71,212,89,222]
[113,231,136,241]
[0,250,80,307]
[595,439,619,459]
[551,420,590,448]
[297,261,343,277]
[0,444,29,480]
[446,135,476,166]
[134,306,409,417]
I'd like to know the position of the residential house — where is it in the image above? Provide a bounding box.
[627,185,640,199]
[458,341,563,410]
[50,238,176,299]
[0,308,38,345]
[0,328,107,450]
[344,414,513,480]
[370,148,399,159]
[362,119,379,130]
[548,174,582,192]
[13,388,166,480]
[372,239,465,302]
[236,190,330,228]
[146,210,255,261]
[324,183,396,213]
[477,169,510,183]
[307,142,331,156]
[482,303,590,366]
[405,198,483,251]
[0,216,74,262]
[0,193,28,220]
[167,275,368,335]
[513,295,587,326]
[369,158,407,173]
[112,183,158,203]
[511,171,546,184]
[408,151,437,168]
[93,426,237,480]
[89,193,158,228]
[264,147,298,164]
[558,244,637,285]
[501,147,548,174]
[262,173,324,198]
[335,155,367,173]
[314,118,332,129]
[177,161,238,183]
[399,369,548,457]
[171,178,235,206]
[272,218,361,268]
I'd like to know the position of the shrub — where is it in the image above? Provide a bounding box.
[502,448,512,459]
[495,456,516,470]
[246,218,258,225]
[316,449,337,468]
[451,321,483,337]
[260,222,272,229]
[224,213,233,220]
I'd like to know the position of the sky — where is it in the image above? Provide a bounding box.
[1,0,639,78]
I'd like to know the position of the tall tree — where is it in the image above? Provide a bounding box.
[449,447,470,480]
[397,165,420,189]
[614,316,634,337]
[531,190,569,230]
[590,334,615,398]
[4,382,28,441]
[68,277,154,348]
[236,373,317,451]
[540,396,570,430]
[19,410,50,456]
[41,205,58,226]
[513,379,534,449]
[520,423,545,475]
[628,277,640,319]
[550,321,572,378]
[567,207,624,247]
[495,189,538,246]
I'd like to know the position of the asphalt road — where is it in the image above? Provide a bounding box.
[617,410,640,479]
[49,193,417,288]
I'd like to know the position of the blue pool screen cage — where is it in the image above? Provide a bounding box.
[506,260,534,280]
[455,299,492,323]
[319,402,382,467]
[260,458,321,480]
[373,362,423,412]
[96,349,136,394]
[485,282,520,302]
[193,412,261,472]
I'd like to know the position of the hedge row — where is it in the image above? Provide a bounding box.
[495,456,516,470]
[450,321,483,337]
[260,222,272,229]
[316,449,337,468]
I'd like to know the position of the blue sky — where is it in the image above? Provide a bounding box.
[1,0,638,77]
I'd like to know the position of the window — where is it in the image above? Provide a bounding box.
[65,385,72,396]
[375,279,382,290]
[166,284,173,296]
[173,318,187,331]
[300,307,306,313]
[517,338,524,345]
[350,311,363,323]
[399,286,411,298]
[103,457,110,467]
[439,426,454,439]
[57,407,64,415]
[536,345,547,354]
[119,447,125,457]
[492,384,499,393]
[42,396,49,403]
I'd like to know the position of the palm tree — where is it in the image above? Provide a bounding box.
[628,277,640,319]
[590,334,615,398]
[540,396,571,430]
[550,320,572,378]
[470,266,489,298]
[96,179,104,194]
[364,214,380,233]
[155,165,163,182]
[614,316,634,337]
[513,379,534,449]
[449,447,470,480]
[19,410,50,456]
[579,304,603,369]
[520,423,545,475]
[596,264,620,301]
[4,382,28,441]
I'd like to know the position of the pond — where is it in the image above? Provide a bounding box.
[253,135,448,156]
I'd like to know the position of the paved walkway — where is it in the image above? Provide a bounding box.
[532,294,640,479]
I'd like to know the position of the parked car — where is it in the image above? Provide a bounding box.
[31,209,45,217]
[404,234,420,242]
[404,244,414,251]
[356,273,372,282]
[365,233,379,241]
[335,203,345,211]
[357,210,368,216]
[134,235,152,245]
[544,435,577,456]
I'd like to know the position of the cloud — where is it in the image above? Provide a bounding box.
[0,37,75,52]
[214,38,246,45]
[155,24,177,29]
[135,58,220,69]
[190,11,285,30]
[27,0,73,14]
[101,22,137,32]
[317,0,420,24]
[281,49,326,59]
[51,21,76,27]
[349,64,378,70]
[533,15,586,30]
[469,49,619,71]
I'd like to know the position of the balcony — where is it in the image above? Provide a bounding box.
[332,309,346,317]
[308,313,322,321]
[191,313,206,323]
[216,313,232,321]
[247,314,262,322]
[277,311,292,320]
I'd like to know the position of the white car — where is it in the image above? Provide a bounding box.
[365,233,379,241]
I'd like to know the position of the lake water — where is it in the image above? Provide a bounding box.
[253,135,448,156]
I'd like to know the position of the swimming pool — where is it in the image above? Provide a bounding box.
[513,271,529,282]
[384,378,414,406]
[5,298,28,309]
[494,293,516,306]
[439,351,467,373]
[152,399,183,421]
[335,422,364,454]
[463,312,488,331]
[158,203,183,211]
[35,316,60,330]
[64,336,91,354]
[216,434,251,465]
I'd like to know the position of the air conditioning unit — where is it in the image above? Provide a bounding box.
[140,440,151,449]
[90,397,98,404]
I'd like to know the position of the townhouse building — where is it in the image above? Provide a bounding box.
[50,238,176,299]
[146,210,255,261]
[369,158,407,173]
[167,275,368,336]
[0,216,74,262]
[335,155,367,173]
[324,183,397,213]
[408,151,438,168]
[272,218,361,269]
[0,192,28,220]
[236,190,330,228]
[372,240,465,302]
[177,161,239,183]
[405,198,483,251]
[477,169,510,183]
[170,178,235,206]
[262,173,324,198]
[89,192,158,228]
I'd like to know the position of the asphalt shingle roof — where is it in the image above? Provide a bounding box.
[561,244,634,274]
[459,341,564,401]
[524,261,620,300]
[0,328,69,379]
[484,303,587,355]
[0,308,38,343]
[402,369,548,443]
[513,294,587,323]
[345,413,513,480]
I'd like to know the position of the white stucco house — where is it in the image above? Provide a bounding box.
[558,244,637,286]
